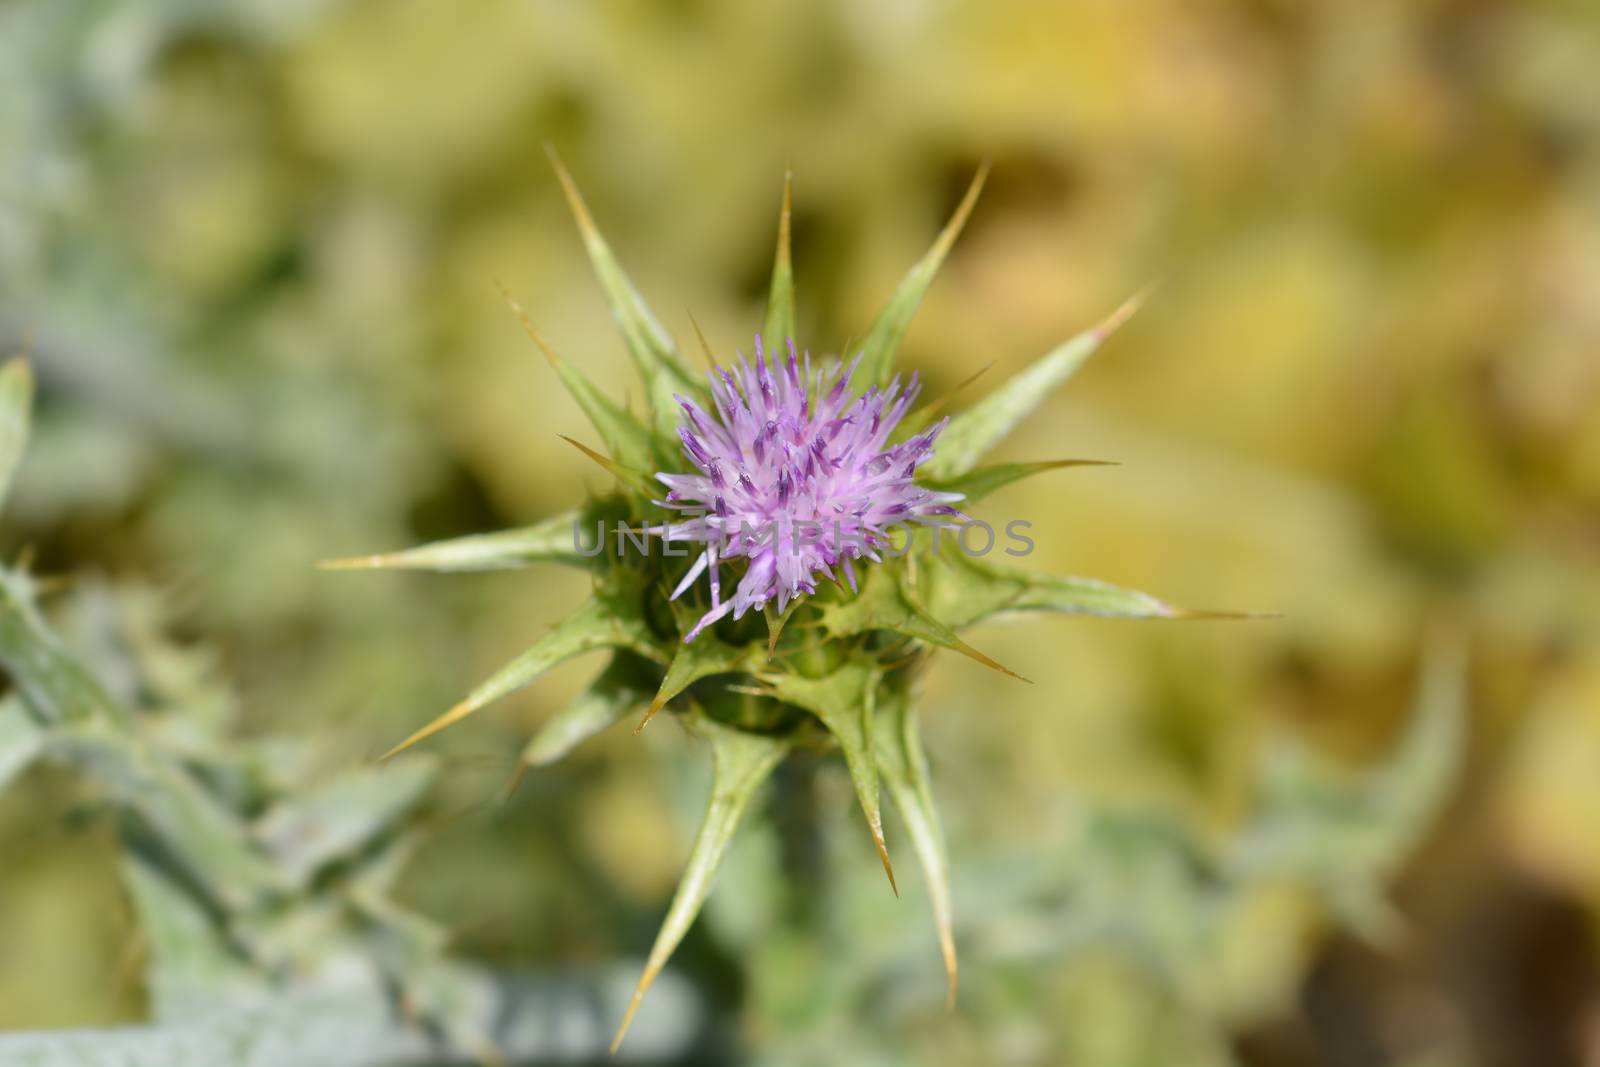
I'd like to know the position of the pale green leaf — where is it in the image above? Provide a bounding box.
[855,166,988,388]
[921,288,1148,481]
[612,714,788,1051]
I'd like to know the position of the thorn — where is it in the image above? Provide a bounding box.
[942,931,959,1010]
[494,281,565,369]
[379,698,478,761]
[633,693,668,735]
[499,759,532,804]
[949,635,1030,683]
[557,435,652,493]
[316,552,399,571]
[685,309,718,370]
[1170,608,1283,621]
[868,811,898,896]
[1092,280,1159,342]
[928,162,990,264]
[610,961,660,1055]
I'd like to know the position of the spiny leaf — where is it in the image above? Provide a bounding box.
[875,676,957,1005]
[519,651,658,769]
[818,563,1027,682]
[547,147,700,438]
[761,171,796,352]
[381,593,660,759]
[319,510,590,573]
[920,286,1150,481]
[925,458,1115,505]
[636,631,765,734]
[764,657,896,893]
[611,715,788,1052]
[497,284,661,472]
[0,360,33,516]
[914,546,1253,631]
[856,164,989,388]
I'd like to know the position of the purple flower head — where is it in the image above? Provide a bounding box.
[655,337,964,642]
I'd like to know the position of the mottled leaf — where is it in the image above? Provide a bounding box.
[612,714,788,1051]
[382,589,661,758]
[855,165,988,388]
[920,288,1148,481]
[548,149,701,438]
[875,675,957,1004]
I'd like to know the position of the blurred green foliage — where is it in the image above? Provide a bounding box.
[1,0,1598,1064]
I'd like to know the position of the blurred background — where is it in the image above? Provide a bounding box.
[1,0,1598,1064]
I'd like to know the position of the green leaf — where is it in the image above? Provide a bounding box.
[855,165,988,388]
[761,172,796,352]
[611,714,788,1052]
[875,675,957,1004]
[0,359,32,515]
[520,651,657,767]
[920,288,1148,481]
[764,657,896,892]
[498,285,663,472]
[255,757,436,890]
[319,510,591,573]
[0,694,42,792]
[548,149,701,439]
[925,458,1114,505]
[382,587,663,758]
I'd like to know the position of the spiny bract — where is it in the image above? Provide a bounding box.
[326,157,1234,1051]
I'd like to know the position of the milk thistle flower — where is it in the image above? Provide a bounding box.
[658,339,963,640]
[326,155,1243,1051]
